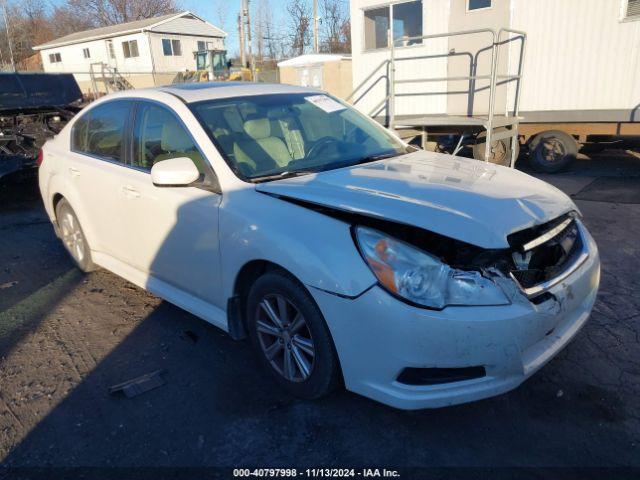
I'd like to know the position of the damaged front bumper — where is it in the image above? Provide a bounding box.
[310,226,600,410]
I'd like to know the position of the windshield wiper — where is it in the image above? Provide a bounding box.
[356,152,401,165]
[250,170,318,183]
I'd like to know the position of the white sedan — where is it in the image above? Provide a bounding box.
[38,83,600,409]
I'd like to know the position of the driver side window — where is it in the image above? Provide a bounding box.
[132,102,206,174]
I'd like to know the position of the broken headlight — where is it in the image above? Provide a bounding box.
[355,226,510,309]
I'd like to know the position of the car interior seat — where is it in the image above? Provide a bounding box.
[233,117,293,175]
[155,118,206,173]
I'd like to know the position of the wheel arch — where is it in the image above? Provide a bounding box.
[227,259,307,341]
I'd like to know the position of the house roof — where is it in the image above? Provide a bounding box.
[33,11,226,51]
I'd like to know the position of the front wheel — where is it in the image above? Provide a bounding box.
[246,271,341,399]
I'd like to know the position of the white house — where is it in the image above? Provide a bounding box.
[349,0,640,122]
[33,11,226,93]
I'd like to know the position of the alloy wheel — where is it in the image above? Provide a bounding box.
[59,210,86,264]
[255,294,315,382]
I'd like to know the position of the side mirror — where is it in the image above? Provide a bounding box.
[150,157,200,187]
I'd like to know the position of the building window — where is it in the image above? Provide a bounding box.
[197,40,206,51]
[626,0,640,18]
[162,38,182,56]
[363,1,422,51]
[83,48,91,59]
[364,7,390,50]
[48,52,62,63]
[106,40,115,59]
[468,0,492,11]
[393,1,423,46]
[122,40,139,58]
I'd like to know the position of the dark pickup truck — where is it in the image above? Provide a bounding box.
[0,72,83,180]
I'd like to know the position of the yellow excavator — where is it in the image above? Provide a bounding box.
[173,49,252,84]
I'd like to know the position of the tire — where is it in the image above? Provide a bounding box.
[473,128,519,166]
[55,198,96,273]
[528,130,578,173]
[246,271,341,400]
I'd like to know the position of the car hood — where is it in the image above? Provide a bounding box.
[255,150,576,249]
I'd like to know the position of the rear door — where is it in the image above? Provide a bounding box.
[67,100,133,261]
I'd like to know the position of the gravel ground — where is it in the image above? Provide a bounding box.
[0,153,639,475]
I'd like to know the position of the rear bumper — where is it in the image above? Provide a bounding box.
[311,228,600,410]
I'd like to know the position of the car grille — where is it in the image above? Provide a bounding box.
[507,214,582,293]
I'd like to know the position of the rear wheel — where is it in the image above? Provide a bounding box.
[246,271,340,399]
[56,198,96,272]
[528,130,578,173]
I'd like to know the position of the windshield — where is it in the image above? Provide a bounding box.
[190,93,410,181]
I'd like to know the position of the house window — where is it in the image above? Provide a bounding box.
[48,52,62,63]
[122,40,139,58]
[468,0,492,11]
[83,48,91,59]
[197,40,206,51]
[626,0,640,18]
[162,38,182,56]
[106,40,115,59]
[363,1,422,51]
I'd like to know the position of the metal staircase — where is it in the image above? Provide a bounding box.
[89,62,134,96]
[348,28,527,167]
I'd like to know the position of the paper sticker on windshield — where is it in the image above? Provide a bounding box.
[305,95,346,113]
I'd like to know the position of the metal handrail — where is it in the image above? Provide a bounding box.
[345,59,389,103]
[348,27,527,166]
[389,28,498,161]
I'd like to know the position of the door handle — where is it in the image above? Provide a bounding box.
[69,167,80,177]
[121,185,140,198]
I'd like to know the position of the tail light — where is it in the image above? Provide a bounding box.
[36,149,44,167]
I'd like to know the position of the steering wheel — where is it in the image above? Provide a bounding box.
[305,136,339,161]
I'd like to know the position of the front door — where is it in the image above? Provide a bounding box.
[118,101,223,308]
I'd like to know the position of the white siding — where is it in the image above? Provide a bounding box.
[147,32,224,73]
[350,0,640,119]
[39,32,153,82]
[350,0,450,118]
[510,0,640,114]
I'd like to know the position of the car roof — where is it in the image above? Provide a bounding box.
[155,82,321,103]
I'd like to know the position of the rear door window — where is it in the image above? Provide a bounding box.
[71,101,131,163]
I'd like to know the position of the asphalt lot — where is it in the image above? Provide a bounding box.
[0,152,639,475]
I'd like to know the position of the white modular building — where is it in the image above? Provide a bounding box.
[349,0,640,123]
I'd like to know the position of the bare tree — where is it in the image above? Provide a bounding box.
[50,5,94,38]
[212,0,228,32]
[320,0,350,53]
[65,0,178,27]
[286,0,311,56]
[2,0,53,65]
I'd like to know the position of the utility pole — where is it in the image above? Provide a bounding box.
[1,0,16,72]
[238,12,246,68]
[244,0,255,79]
[313,0,319,53]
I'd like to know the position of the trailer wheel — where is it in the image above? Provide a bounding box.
[528,130,578,173]
[473,128,518,166]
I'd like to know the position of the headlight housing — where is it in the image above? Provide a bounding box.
[355,226,510,309]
